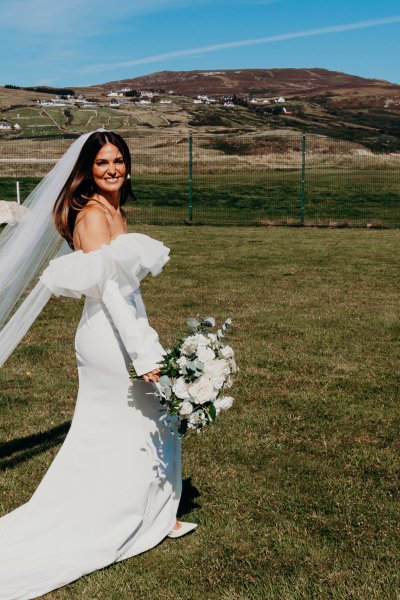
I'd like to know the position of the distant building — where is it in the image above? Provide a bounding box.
[121,87,131,92]
[109,100,120,107]
[196,95,216,104]
[224,102,235,108]
[160,99,172,104]
[38,98,66,107]
[0,120,12,130]
[275,97,286,103]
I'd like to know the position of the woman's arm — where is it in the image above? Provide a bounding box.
[73,206,111,252]
[74,209,161,383]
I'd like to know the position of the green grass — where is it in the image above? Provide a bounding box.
[1,169,399,227]
[1,227,399,599]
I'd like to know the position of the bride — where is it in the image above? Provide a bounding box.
[0,130,196,600]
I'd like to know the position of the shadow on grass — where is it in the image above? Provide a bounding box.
[177,477,201,519]
[0,421,71,470]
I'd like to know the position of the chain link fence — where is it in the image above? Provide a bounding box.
[0,133,399,227]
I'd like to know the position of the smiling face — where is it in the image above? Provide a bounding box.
[92,143,127,197]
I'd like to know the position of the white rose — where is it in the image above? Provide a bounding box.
[219,345,234,359]
[180,400,194,416]
[172,376,190,399]
[204,359,230,380]
[177,355,189,370]
[214,396,234,415]
[211,375,225,391]
[188,410,204,426]
[197,346,215,364]
[180,337,198,356]
[188,375,216,404]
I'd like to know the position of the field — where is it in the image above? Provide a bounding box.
[1,166,399,227]
[1,226,399,599]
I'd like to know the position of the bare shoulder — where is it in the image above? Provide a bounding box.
[75,203,106,226]
[73,205,111,252]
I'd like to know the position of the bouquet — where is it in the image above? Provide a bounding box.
[130,317,237,436]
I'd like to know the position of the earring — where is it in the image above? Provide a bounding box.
[127,174,131,179]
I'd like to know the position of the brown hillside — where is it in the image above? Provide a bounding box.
[84,68,399,101]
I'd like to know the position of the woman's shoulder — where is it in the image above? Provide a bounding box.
[73,203,111,251]
[75,203,108,228]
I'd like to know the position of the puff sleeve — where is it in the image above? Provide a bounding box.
[39,233,170,376]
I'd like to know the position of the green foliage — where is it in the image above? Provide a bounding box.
[23,86,75,96]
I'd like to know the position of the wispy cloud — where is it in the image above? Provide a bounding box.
[0,0,204,35]
[80,15,400,75]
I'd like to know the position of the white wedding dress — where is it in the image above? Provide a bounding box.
[0,233,181,600]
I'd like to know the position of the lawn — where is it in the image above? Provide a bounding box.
[1,227,399,599]
[1,168,399,227]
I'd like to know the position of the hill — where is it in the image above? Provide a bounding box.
[1,68,400,152]
[90,67,399,104]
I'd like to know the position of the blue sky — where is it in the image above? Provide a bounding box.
[0,0,399,87]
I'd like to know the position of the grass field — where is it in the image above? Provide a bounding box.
[1,227,399,599]
[1,168,399,227]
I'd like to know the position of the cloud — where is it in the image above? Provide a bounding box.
[0,0,204,35]
[80,15,400,74]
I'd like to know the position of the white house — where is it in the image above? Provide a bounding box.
[262,99,271,104]
[38,98,66,107]
[139,99,151,105]
[196,95,216,103]
[224,102,235,108]
[109,100,120,107]
[139,91,154,98]
[160,99,172,104]
[121,87,131,92]
[107,91,123,97]
[0,121,12,130]
[275,97,286,103]
[13,123,22,130]
[193,99,203,104]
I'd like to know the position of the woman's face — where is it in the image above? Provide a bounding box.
[92,143,127,196]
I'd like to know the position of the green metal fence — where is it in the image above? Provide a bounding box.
[1,133,399,227]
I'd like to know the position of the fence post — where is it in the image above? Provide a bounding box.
[301,134,306,226]
[188,133,193,223]
[16,181,21,204]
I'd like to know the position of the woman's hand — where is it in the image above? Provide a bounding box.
[142,369,161,383]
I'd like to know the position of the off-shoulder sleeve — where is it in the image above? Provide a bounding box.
[39,233,170,300]
[39,233,170,376]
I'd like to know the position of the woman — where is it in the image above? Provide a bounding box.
[0,131,196,600]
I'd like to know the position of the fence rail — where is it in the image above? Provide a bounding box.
[0,133,399,227]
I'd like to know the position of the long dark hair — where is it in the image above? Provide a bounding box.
[53,131,134,248]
